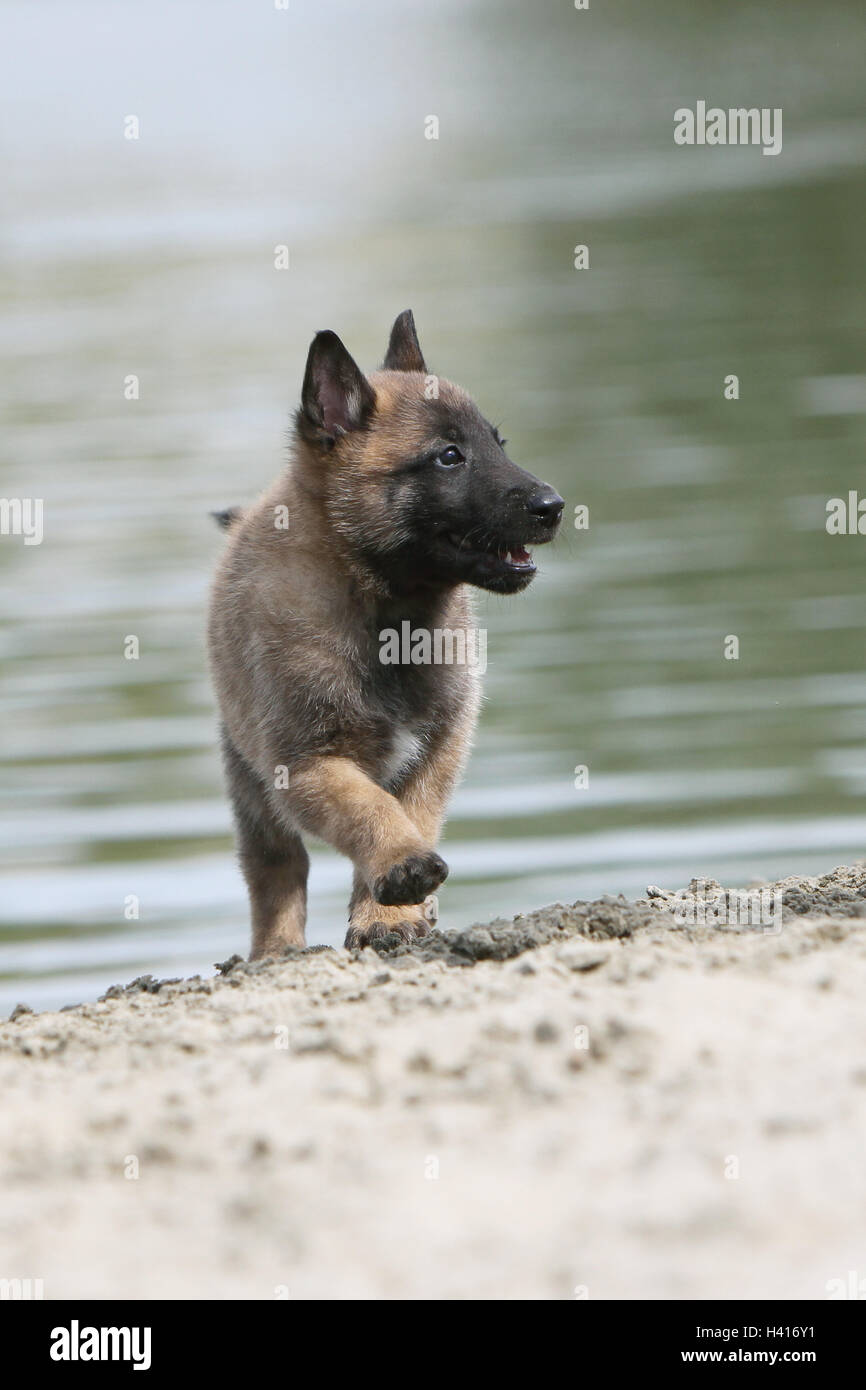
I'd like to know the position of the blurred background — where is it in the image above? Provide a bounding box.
[1,0,865,1013]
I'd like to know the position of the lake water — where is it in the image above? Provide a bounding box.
[2,0,866,1012]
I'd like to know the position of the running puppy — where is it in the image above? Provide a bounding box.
[208,312,563,956]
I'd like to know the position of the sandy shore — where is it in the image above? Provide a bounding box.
[2,866,866,1301]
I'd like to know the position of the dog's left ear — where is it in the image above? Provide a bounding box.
[383,309,427,373]
[300,330,376,438]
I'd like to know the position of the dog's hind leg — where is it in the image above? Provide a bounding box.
[239,824,309,960]
[222,730,310,959]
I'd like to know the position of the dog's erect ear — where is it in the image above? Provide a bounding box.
[383,309,427,374]
[300,330,376,437]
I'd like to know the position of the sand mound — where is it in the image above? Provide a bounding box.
[2,866,865,1300]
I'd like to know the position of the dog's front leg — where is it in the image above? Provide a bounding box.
[343,712,476,948]
[397,709,476,847]
[284,756,448,937]
[344,868,438,949]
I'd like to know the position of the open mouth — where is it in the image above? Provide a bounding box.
[441,531,537,577]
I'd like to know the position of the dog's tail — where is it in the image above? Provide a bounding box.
[211,506,244,531]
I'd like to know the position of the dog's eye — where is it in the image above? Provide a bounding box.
[436,446,464,467]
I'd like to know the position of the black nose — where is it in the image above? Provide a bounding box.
[526,488,564,524]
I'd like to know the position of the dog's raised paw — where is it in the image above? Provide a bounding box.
[344,918,430,950]
[372,851,449,906]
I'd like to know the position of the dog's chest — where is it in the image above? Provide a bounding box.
[381,726,424,785]
[366,632,471,786]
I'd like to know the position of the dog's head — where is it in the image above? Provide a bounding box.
[294,311,563,595]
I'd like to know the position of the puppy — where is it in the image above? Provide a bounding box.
[208,311,563,955]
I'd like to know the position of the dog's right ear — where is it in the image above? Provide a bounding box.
[299,330,375,444]
[383,309,427,373]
